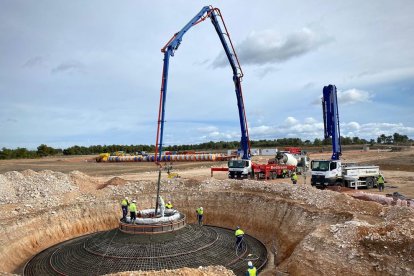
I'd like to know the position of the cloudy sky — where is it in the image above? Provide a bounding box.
[1,0,413,149]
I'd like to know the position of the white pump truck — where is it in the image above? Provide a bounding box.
[311,85,382,189]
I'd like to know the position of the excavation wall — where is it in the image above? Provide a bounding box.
[0,172,413,275]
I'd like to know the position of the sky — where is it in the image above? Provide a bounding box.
[1,0,414,149]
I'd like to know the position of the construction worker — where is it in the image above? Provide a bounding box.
[246,261,257,276]
[121,196,129,222]
[158,195,165,217]
[377,174,385,192]
[165,201,173,209]
[235,226,244,250]
[282,169,288,178]
[129,200,137,224]
[291,172,298,184]
[196,207,204,225]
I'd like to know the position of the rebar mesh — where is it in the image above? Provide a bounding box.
[24,225,267,276]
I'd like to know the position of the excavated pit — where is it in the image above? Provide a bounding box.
[23,209,267,276]
[9,190,349,275]
[24,224,267,275]
[1,171,413,275]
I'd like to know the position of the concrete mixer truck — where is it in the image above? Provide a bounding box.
[251,152,298,180]
[226,151,298,180]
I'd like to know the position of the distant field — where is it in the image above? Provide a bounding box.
[0,155,227,176]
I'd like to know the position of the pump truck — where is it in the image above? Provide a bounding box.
[311,85,381,189]
[153,6,252,210]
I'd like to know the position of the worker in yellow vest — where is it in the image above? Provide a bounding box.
[121,197,129,222]
[235,226,245,250]
[377,174,385,192]
[129,200,137,223]
[196,207,204,225]
[291,172,298,184]
[165,201,173,209]
[246,261,257,276]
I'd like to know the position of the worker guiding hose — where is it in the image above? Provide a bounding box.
[120,196,129,222]
[196,207,204,225]
[234,226,260,274]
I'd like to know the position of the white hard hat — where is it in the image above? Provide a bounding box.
[168,201,171,204]
[200,207,203,210]
[125,197,128,200]
[132,200,136,203]
[248,261,253,267]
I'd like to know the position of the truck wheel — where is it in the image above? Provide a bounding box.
[366,177,374,189]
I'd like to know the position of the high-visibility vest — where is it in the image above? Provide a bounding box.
[165,203,173,209]
[291,174,298,181]
[196,208,203,215]
[377,175,384,184]
[129,203,137,212]
[121,199,128,206]
[235,229,244,237]
[247,266,257,276]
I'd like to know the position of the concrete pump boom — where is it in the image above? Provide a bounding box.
[322,84,342,160]
[153,6,251,213]
[154,6,251,163]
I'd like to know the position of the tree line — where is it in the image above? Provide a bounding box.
[0,133,412,160]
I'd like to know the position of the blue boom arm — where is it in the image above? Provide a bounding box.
[322,85,342,160]
[155,6,251,162]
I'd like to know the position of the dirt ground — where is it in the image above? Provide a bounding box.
[0,155,225,176]
[0,147,413,275]
[0,148,413,198]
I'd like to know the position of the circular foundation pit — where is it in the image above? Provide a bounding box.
[24,209,267,276]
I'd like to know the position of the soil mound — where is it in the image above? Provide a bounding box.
[99,177,128,190]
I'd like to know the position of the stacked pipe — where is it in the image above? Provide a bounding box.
[105,154,223,162]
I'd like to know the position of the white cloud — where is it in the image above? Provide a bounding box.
[337,88,372,104]
[198,130,240,141]
[284,117,299,125]
[346,122,361,131]
[249,125,272,135]
[248,118,414,141]
[344,122,414,138]
[312,88,373,106]
[212,27,333,67]
[197,126,218,133]
[347,67,414,86]
[304,117,317,124]
[249,117,324,139]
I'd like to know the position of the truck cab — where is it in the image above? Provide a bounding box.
[228,159,252,179]
[311,160,342,188]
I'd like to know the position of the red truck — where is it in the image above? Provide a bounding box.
[252,163,296,180]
